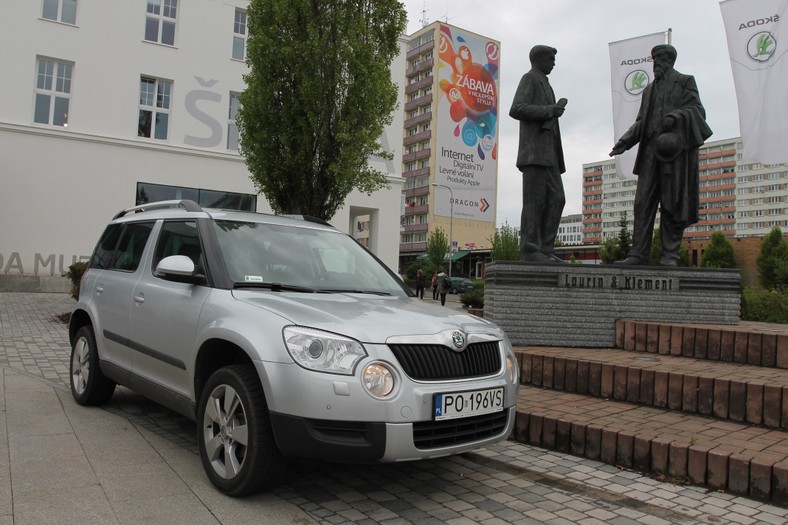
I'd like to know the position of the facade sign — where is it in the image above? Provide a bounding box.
[434,24,499,222]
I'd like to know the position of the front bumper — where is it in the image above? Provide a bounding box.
[269,406,515,463]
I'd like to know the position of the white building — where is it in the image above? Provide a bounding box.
[0,0,406,290]
[557,214,583,246]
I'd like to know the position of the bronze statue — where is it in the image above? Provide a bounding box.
[610,44,713,266]
[510,45,567,263]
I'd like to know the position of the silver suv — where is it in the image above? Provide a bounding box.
[69,200,519,496]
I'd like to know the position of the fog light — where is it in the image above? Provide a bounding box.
[363,362,395,398]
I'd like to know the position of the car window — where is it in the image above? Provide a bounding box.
[89,224,123,269]
[110,222,154,272]
[152,220,203,273]
[212,220,405,295]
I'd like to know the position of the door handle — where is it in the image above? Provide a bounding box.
[96,285,104,294]
[134,293,145,304]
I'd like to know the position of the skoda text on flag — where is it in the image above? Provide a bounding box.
[435,24,499,222]
[609,32,668,180]
[720,0,788,164]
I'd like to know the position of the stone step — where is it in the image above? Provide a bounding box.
[516,347,788,430]
[615,320,788,369]
[514,384,788,505]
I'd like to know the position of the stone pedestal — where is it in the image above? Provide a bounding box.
[484,261,741,348]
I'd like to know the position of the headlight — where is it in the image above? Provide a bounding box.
[283,326,367,375]
[506,355,519,384]
[363,362,396,398]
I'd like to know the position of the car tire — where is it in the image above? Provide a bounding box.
[197,365,286,496]
[70,325,116,405]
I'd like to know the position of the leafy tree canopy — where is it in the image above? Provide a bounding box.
[701,231,736,268]
[600,212,631,264]
[489,221,520,261]
[426,227,449,273]
[239,0,407,220]
[757,226,788,290]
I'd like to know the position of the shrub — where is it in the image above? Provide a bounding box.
[741,286,788,324]
[65,261,88,300]
[489,221,520,261]
[460,288,484,309]
[701,231,736,268]
[757,226,788,290]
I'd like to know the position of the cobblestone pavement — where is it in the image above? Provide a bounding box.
[2,292,787,525]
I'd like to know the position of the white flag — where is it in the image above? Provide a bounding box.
[609,32,667,180]
[720,0,788,164]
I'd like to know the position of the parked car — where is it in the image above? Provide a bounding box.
[449,277,476,294]
[69,200,519,496]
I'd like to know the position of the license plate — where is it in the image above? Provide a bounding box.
[433,387,504,421]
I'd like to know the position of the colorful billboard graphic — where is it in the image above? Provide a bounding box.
[435,24,499,222]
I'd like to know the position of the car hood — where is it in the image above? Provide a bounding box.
[231,290,498,343]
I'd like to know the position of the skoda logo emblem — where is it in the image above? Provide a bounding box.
[451,331,466,350]
[624,69,650,96]
[747,31,776,62]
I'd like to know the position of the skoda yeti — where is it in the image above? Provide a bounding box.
[69,200,519,496]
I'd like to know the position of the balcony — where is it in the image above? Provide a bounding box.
[403,130,432,147]
[403,223,428,233]
[405,76,434,95]
[405,58,435,77]
[403,166,430,178]
[403,203,429,214]
[403,112,432,129]
[404,94,433,113]
[403,148,431,163]
[406,39,435,60]
[400,242,427,253]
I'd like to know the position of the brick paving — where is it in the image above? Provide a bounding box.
[2,292,788,524]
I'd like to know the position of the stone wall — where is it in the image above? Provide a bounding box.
[484,261,741,347]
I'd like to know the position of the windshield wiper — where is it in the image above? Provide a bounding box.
[322,289,392,296]
[233,282,325,293]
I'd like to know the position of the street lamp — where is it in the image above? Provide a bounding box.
[431,183,453,278]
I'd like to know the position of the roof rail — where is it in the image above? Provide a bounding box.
[112,199,203,220]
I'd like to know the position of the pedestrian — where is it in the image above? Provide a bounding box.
[438,272,451,306]
[509,45,567,263]
[431,272,438,300]
[415,268,425,299]
[610,44,712,266]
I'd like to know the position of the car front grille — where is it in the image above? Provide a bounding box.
[412,411,509,449]
[387,341,501,380]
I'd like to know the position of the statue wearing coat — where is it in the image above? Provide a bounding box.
[610,44,713,266]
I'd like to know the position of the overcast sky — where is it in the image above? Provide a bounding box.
[400,0,742,227]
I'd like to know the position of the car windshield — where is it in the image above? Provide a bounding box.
[212,220,406,296]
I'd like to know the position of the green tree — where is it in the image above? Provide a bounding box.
[426,227,449,272]
[701,231,736,268]
[239,0,406,220]
[757,226,788,290]
[489,221,520,261]
[600,213,632,264]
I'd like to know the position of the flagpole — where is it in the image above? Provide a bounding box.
[666,28,672,44]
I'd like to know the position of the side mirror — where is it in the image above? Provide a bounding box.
[155,255,203,284]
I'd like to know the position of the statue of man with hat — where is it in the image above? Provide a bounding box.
[610,44,713,266]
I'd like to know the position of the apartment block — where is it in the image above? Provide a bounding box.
[581,137,788,243]
[400,22,500,275]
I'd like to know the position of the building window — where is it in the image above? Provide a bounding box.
[42,0,77,24]
[138,76,172,139]
[34,57,72,127]
[232,9,247,60]
[228,92,241,151]
[145,0,177,46]
[136,182,256,212]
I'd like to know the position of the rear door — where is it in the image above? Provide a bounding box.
[88,221,155,372]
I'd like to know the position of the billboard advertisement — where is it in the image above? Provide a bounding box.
[434,24,499,222]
